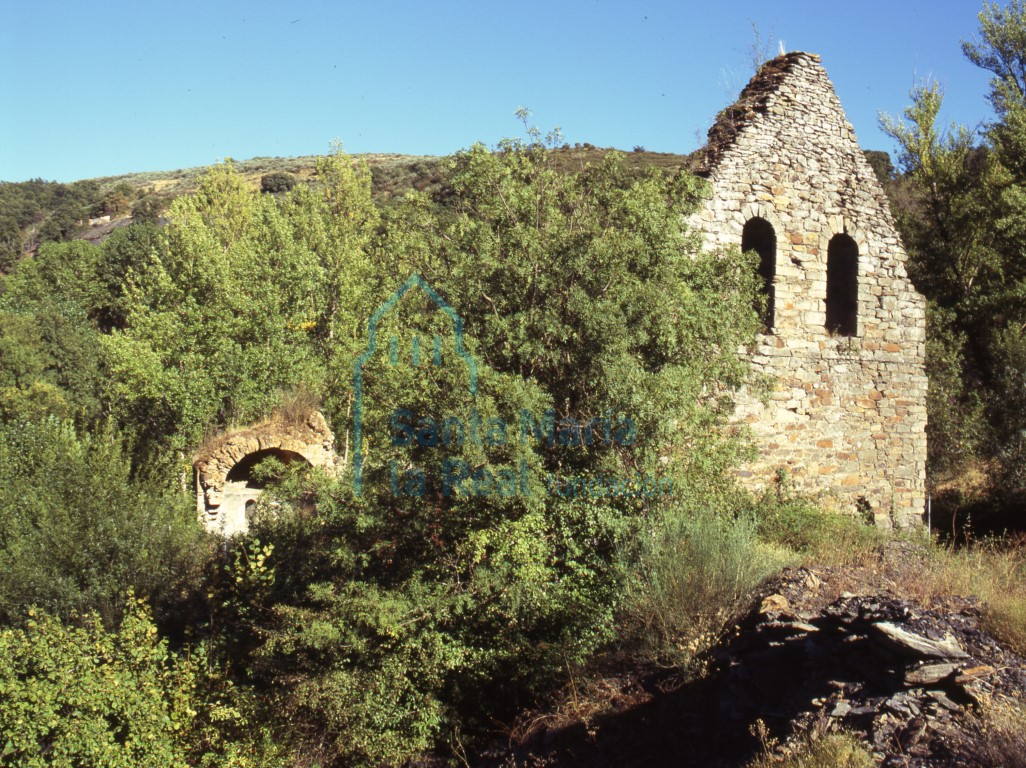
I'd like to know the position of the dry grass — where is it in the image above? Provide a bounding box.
[195,387,323,459]
[746,721,874,768]
[957,695,1026,768]
[270,386,322,429]
[881,534,1026,657]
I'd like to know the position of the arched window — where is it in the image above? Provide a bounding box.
[742,217,776,332]
[826,234,859,337]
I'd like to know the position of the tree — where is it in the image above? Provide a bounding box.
[0,215,21,271]
[878,7,1026,498]
[224,136,764,765]
[0,418,207,627]
[880,82,1002,309]
[0,241,108,425]
[962,0,1026,112]
[260,171,296,194]
[863,149,895,185]
[0,602,198,768]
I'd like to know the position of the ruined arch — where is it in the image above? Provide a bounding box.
[742,217,776,332]
[223,448,311,528]
[225,447,311,487]
[826,233,859,337]
[194,411,338,535]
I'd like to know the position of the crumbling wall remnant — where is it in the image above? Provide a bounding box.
[194,411,339,535]
[692,52,928,527]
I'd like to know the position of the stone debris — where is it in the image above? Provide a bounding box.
[759,593,792,617]
[479,545,1026,768]
[716,560,1026,767]
[869,622,969,660]
[904,662,960,686]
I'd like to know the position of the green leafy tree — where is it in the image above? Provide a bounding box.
[218,135,763,765]
[101,161,325,457]
[880,5,1026,506]
[963,0,1026,177]
[0,600,289,768]
[863,149,895,185]
[0,602,198,768]
[0,214,21,271]
[881,84,1003,480]
[0,418,206,626]
[0,241,107,426]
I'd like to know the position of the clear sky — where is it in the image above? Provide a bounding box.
[0,0,1000,183]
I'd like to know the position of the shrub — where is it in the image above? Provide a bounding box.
[0,418,207,627]
[0,601,197,767]
[747,726,874,768]
[260,171,296,194]
[620,503,790,667]
[751,478,882,565]
[131,195,164,224]
[0,600,290,768]
[958,695,1026,768]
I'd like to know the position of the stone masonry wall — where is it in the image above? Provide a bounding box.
[691,52,928,527]
[194,411,339,535]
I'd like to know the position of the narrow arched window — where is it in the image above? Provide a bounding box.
[742,218,776,332]
[826,234,858,337]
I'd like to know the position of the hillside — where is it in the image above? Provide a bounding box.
[0,146,695,269]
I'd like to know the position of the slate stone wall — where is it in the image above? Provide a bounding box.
[692,52,927,527]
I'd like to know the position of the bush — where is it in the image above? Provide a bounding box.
[751,477,882,565]
[959,695,1026,768]
[0,601,197,767]
[0,418,207,627]
[620,503,790,667]
[0,600,290,768]
[747,727,874,768]
[260,171,296,194]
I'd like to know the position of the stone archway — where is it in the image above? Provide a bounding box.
[222,448,311,532]
[194,411,338,535]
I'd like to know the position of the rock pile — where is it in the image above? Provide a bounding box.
[724,568,1026,766]
[480,543,1025,767]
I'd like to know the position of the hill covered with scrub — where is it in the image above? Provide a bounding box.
[0,144,694,270]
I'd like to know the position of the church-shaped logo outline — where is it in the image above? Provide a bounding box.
[352,274,478,495]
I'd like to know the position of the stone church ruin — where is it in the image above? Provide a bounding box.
[691,52,927,527]
[195,51,927,533]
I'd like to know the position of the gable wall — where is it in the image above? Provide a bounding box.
[692,53,927,527]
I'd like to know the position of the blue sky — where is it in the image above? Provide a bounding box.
[0,0,999,182]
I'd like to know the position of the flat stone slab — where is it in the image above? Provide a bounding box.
[905,662,960,685]
[870,622,969,660]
